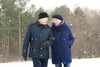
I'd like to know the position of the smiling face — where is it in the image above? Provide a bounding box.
[52,18,61,26]
[38,17,48,25]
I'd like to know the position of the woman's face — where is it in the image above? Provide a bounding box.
[52,18,61,26]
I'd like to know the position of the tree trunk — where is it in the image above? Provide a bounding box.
[18,0,22,56]
[6,29,10,56]
[3,30,6,56]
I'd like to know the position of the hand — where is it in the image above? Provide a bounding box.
[23,56,27,61]
[40,42,47,49]
[69,44,71,48]
[48,37,55,41]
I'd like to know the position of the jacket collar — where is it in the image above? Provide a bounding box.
[52,20,66,31]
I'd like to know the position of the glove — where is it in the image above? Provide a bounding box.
[23,56,27,61]
[40,42,47,49]
[69,44,71,48]
[48,37,55,41]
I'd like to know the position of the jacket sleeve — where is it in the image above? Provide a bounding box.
[46,29,55,47]
[22,25,31,56]
[67,26,75,48]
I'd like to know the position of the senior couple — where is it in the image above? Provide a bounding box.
[22,12,75,67]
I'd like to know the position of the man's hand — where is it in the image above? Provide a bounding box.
[40,42,47,49]
[23,56,27,61]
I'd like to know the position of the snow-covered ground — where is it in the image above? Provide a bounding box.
[0,58,100,67]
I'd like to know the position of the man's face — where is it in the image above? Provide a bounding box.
[52,18,61,26]
[39,17,48,25]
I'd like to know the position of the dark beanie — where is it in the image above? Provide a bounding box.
[38,12,49,19]
[52,14,63,21]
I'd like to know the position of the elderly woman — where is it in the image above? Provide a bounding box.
[51,14,75,67]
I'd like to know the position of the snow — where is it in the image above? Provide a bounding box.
[0,58,100,67]
[70,24,73,26]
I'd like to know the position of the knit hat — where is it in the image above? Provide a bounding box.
[52,14,63,21]
[38,12,49,19]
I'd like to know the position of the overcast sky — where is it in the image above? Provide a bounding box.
[26,0,100,11]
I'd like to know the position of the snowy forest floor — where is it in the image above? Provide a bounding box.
[0,58,100,67]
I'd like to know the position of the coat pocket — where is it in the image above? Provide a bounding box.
[39,49,49,59]
[30,48,39,57]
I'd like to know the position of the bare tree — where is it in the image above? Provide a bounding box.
[18,0,22,55]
